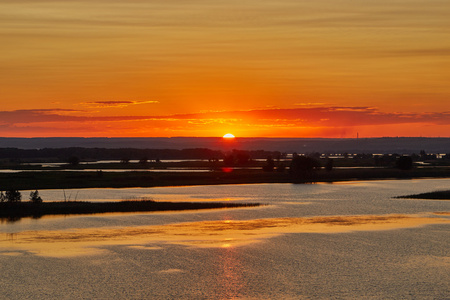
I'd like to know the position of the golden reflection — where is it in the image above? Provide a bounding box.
[217,243,244,298]
[127,245,163,250]
[0,213,448,257]
[1,251,23,256]
[434,212,450,215]
[221,238,234,248]
[157,269,184,274]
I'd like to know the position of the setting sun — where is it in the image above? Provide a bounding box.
[223,133,235,139]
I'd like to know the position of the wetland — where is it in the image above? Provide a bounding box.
[1,179,449,299]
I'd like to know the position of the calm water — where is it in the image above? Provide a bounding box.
[1,179,449,299]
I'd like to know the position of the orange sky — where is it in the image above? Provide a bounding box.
[1,0,450,138]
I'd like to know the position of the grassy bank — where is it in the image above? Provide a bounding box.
[0,200,261,220]
[0,167,449,190]
[396,190,450,200]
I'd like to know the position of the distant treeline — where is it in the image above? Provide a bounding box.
[0,147,283,162]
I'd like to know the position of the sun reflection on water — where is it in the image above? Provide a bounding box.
[217,240,244,299]
[1,213,448,258]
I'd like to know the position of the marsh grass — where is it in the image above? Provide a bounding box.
[395,190,450,200]
[0,200,261,221]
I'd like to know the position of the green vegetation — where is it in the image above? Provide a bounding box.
[395,190,450,200]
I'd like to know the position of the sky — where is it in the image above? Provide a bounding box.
[1,0,450,138]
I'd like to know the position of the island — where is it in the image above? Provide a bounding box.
[0,199,261,221]
[395,190,450,200]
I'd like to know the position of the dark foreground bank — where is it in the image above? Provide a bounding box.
[1,167,450,190]
[0,200,261,220]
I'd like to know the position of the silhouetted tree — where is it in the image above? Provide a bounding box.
[410,153,420,161]
[309,152,322,159]
[234,150,251,165]
[420,150,427,159]
[263,156,275,172]
[29,190,43,203]
[5,189,21,203]
[325,158,334,171]
[275,153,281,161]
[276,164,286,172]
[289,156,321,180]
[396,156,413,170]
[67,156,80,166]
[376,154,399,167]
[374,156,381,166]
[223,153,235,166]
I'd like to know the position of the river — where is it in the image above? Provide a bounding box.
[1,179,449,299]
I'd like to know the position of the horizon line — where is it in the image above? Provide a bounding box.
[1,136,449,139]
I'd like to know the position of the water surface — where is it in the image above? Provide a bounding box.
[1,179,449,299]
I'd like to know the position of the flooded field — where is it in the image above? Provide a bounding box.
[1,179,449,299]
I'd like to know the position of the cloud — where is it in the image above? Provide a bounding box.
[81,100,159,108]
[1,106,450,137]
[0,109,149,126]
[294,103,326,107]
[161,107,450,127]
[390,48,450,57]
[0,109,83,124]
[2,107,450,127]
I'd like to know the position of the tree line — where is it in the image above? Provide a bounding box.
[1,190,42,203]
[0,147,283,163]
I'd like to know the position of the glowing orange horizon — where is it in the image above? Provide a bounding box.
[1,1,449,138]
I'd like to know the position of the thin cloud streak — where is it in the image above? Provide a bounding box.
[81,100,159,108]
[166,107,450,127]
[1,107,449,129]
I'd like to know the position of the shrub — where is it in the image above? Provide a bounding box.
[263,156,275,172]
[290,156,321,173]
[325,158,334,171]
[5,189,22,203]
[30,190,43,203]
[67,156,80,166]
[289,156,321,180]
[396,156,413,170]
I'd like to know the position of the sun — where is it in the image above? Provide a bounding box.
[223,133,235,139]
